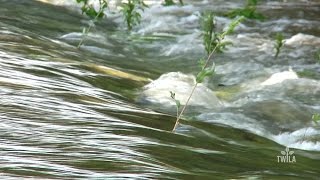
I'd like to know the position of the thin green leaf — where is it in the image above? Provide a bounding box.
[196,68,214,83]
[221,16,244,38]
[175,100,181,109]
[163,0,175,6]
[274,32,284,59]
[85,5,98,19]
[77,0,88,4]
[312,113,320,124]
[170,91,175,99]
[247,0,258,6]
[198,58,206,69]
[170,91,180,109]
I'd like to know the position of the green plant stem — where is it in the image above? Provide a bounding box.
[274,33,284,59]
[203,45,218,70]
[172,82,198,131]
[176,106,179,121]
[171,16,244,131]
[172,45,218,131]
[77,24,92,48]
[301,127,308,142]
[77,7,104,48]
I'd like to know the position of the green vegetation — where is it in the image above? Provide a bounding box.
[274,32,284,59]
[315,50,320,63]
[163,0,184,6]
[75,1,315,134]
[171,14,244,131]
[74,0,189,47]
[77,0,107,19]
[226,0,264,20]
[76,0,108,48]
[202,12,222,54]
[170,91,181,119]
[120,0,148,31]
[312,113,320,125]
[76,0,147,47]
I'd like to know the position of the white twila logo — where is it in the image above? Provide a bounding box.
[277,147,296,163]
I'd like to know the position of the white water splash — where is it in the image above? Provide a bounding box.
[199,112,320,151]
[140,72,222,109]
[261,68,299,86]
[285,33,320,47]
[273,127,320,151]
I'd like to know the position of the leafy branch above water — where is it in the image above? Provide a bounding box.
[76,0,108,48]
[312,113,320,125]
[120,0,148,31]
[76,0,148,47]
[315,50,320,63]
[77,0,107,19]
[75,0,187,48]
[163,0,184,6]
[274,32,285,59]
[171,14,244,131]
[226,0,264,20]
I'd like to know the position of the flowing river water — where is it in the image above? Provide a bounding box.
[1,0,320,179]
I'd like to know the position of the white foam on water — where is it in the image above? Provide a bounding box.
[273,127,320,151]
[140,72,222,109]
[37,0,79,6]
[161,31,203,56]
[260,68,299,86]
[285,33,320,47]
[137,4,199,35]
[197,112,270,137]
[60,32,82,40]
[198,112,320,151]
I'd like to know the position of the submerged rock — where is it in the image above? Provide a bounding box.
[261,68,298,86]
[242,100,311,133]
[285,33,320,47]
[138,72,222,113]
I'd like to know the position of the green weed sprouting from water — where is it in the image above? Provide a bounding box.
[315,50,320,63]
[170,91,181,118]
[198,14,243,84]
[202,12,220,54]
[312,113,320,125]
[120,0,148,31]
[76,0,108,48]
[274,32,284,59]
[202,12,242,55]
[163,0,184,6]
[171,15,244,131]
[77,0,107,19]
[226,0,264,20]
[302,113,320,141]
[76,0,149,47]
